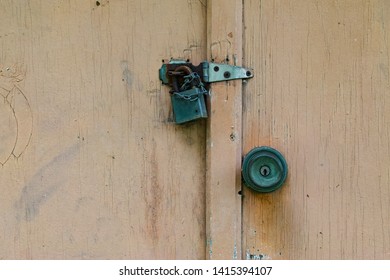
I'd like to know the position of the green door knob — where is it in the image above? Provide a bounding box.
[242,146,288,193]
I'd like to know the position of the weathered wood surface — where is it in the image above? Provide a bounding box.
[243,0,390,259]
[206,0,243,259]
[0,0,207,259]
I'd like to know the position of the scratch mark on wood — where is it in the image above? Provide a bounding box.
[0,98,17,165]
[0,63,33,166]
[210,40,232,62]
[183,43,202,60]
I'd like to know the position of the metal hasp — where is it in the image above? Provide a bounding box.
[203,62,254,82]
[159,59,254,124]
[242,146,288,193]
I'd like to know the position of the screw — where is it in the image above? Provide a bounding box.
[260,165,271,177]
[223,71,231,78]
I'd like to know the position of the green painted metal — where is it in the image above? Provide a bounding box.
[158,59,254,124]
[171,87,207,124]
[202,62,254,83]
[158,64,169,84]
[242,146,288,193]
[159,59,188,85]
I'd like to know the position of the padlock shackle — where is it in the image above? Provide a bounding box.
[170,65,193,92]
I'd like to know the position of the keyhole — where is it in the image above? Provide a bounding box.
[260,165,270,177]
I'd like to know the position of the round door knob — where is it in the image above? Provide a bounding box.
[242,146,288,193]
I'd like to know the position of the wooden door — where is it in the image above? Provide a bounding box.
[2,0,389,261]
[0,0,206,259]
[242,0,390,259]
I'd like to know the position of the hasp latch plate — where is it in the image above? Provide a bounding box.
[159,59,254,124]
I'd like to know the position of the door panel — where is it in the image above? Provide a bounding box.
[243,0,390,259]
[0,0,206,259]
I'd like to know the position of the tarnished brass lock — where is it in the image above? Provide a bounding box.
[242,146,288,193]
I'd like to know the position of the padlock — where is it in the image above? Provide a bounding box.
[159,59,254,124]
[171,87,207,124]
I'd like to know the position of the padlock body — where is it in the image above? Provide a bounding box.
[171,88,207,124]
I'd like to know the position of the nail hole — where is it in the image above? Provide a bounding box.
[96,1,100,6]
[238,190,242,195]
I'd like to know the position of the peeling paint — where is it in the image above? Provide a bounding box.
[232,242,238,259]
[207,238,213,259]
[246,250,271,260]
[120,61,132,87]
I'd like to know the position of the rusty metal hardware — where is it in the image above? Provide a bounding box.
[159,59,254,86]
[159,59,254,124]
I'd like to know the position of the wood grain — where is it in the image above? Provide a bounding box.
[243,0,390,259]
[0,0,207,259]
[206,0,243,259]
